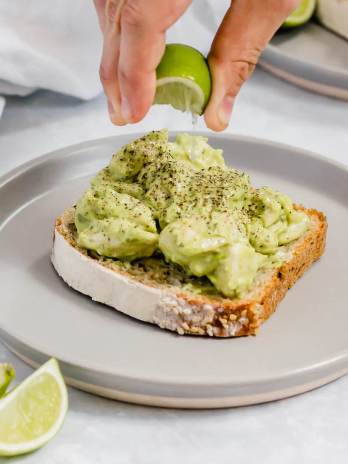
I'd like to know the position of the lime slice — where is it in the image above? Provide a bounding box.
[0,359,68,457]
[283,0,316,27]
[154,44,212,115]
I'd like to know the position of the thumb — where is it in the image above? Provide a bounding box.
[204,0,300,131]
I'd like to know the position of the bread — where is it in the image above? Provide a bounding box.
[51,206,327,337]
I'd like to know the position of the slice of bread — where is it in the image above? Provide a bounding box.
[51,207,327,337]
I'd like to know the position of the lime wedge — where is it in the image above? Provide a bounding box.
[154,44,212,115]
[283,0,316,27]
[0,359,68,457]
[0,364,15,398]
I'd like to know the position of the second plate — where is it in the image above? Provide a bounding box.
[260,22,348,100]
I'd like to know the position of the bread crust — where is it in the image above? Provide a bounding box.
[52,207,327,337]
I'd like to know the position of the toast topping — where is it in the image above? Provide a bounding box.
[74,130,308,297]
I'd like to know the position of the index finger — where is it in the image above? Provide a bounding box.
[118,0,192,123]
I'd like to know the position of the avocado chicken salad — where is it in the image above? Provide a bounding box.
[75,130,309,298]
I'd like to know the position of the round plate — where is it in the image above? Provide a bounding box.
[260,22,348,100]
[1,133,348,409]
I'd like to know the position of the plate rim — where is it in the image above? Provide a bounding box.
[1,325,348,388]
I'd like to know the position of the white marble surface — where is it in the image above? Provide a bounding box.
[1,68,348,463]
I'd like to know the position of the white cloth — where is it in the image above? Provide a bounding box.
[0,0,103,116]
[0,0,229,118]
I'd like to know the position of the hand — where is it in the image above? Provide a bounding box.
[94,0,300,131]
[94,0,192,125]
[204,0,300,131]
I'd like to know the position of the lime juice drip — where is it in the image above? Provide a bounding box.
[190,112,200,159]
[191,112,198,129]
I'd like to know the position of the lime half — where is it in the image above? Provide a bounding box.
[155,44,212,115]
[283,0,316,27]
[0,359,68,457]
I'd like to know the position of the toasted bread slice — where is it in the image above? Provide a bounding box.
[51,207,327,337]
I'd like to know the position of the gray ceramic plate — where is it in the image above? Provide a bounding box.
[260,22,348,99]
[1,133,348,409]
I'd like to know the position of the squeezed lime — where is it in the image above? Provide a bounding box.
[155,44,212,115]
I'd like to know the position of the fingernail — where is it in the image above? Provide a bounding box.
[121,96,132,123]
[107,99,126,125]
[218,95,234,126]
[107,99,119,122]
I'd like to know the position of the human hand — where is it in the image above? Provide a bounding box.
[94,0,192,125]
[204,0,300,131]
[94,0,300,131]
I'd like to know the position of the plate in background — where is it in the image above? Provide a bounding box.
[260,22,348,100]
[0,133,348,408]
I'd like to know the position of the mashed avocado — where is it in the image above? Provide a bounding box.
[75,130,308,297]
